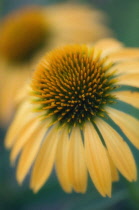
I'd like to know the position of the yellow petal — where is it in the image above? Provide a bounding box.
[68,126,87,193]
[10,118,39,164]
[107,151,119,182]
[16,122,47,184]
[0,79,15,125]
[15,82,30,105]
[96,118,137,181]
[108,48,139,63]
[95,38,123,56]
[5,101,32,148]
[0,71,28,126]
[84,122,111,197]
[30,126,60,193]
[114,91,139,108]
[107,107,139,149]
[55,128,72,193]
[117,74,139,88]
[110,61,139,74]
[44,4,112,44]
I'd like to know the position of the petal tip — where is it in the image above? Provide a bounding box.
[16,172,24,185]
[32,185,40,194]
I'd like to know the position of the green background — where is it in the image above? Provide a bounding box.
[0,0,139,209]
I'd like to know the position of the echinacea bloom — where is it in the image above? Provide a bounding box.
[5,39,139,197]
[0,4,112,126]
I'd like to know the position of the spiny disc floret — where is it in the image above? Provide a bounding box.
[32,45,117,127]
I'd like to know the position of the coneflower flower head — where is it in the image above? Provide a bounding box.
[5,39,139,197]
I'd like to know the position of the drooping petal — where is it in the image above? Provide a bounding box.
[0,71,29,126]
[114,91,139,108]
[107,151,119,182]
[108,48,139,63]
[10,118,40,164]
[0,78,16,125]
[84,122,111,197]
[96,118,137,181]
[16,121,48,184]
[68,127,87,193]
[44,4,112,45]
[95,38,123,56]
[117,73,139,88]
[5,101,32,148]
[110,61,139,75]
[55,128,72,193]
[30,126,60,193]
[107,107,139,149]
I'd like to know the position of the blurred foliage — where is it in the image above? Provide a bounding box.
[1,0,139,209]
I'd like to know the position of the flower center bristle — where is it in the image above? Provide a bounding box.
[0,7,49,63]
[32,45,117,128]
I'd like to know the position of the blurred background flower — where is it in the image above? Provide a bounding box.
[0,0,139,210]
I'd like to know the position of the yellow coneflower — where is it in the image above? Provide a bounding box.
[5,38,139,197]
[0,4,112,126]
